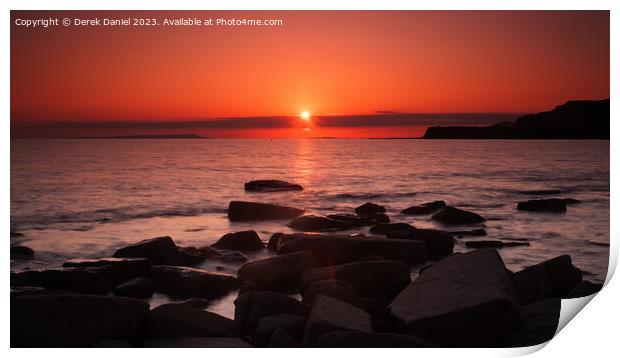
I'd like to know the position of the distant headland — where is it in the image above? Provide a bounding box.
[423,99,610,139]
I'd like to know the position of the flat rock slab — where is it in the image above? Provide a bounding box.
[512,255,583,304]
[142,303,237,339]
[287,215,358,231]
[11,294,149,347]
[63,257,151,285]
[11,269,109,295]
[150,265,238,299]
[228,201,304,221]
[303,295,371,347]
[245,180,303,192]
[238,250,317,290]
[316,331,435,348]
[114,236,184,266]
[277,233,427,265]
[389,249,520,347]
[300,260,410,300]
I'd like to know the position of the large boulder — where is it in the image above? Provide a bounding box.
[316,331,434,348]
[369,222,416,235]
[211,230,264,251]
[244,180,303,192]
[63,257,151,285]
[234,291,309,335]
[113,277,155,299]
[431,206,485,225]
[254,314,306,347]
[388,249,520,347]
[141,303,237,339]
[277,233,427,265]
[512,255,583,304]
[302,279,360,305]
[507,299,560,347]
[517,199,567,213]
[142,337,253,348]
[113,236,184,265]
[267,233,285,251]
[303,295,372,347]
[287,215,357,231]
[228,201,304,221]
[300,260,411,300]
[11,294,149,347]
[386,228,454,257]
[11,269,109,295]
[237,251,317,290]
[565,280,602,298]
[355,202,386,216]
[401,201,446,215]
[150,265,239,299]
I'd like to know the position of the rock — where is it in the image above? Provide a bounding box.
[142,337,253,348]
[387,228,454,257]
[302,279,360,305]
[465,240,530,248]
[244,180,303,192]
[517,199,567,212]
[141,303,236,339]
[507,299,560,347]
[181,298,210,309]
[113,236,184,265]
[178,246,220,265]
[328,213,389,226]
[512,255,583,304]
[516,190,562,196]
[63,257,151,285]
[254,314,306,347]
[92,339,133,347]
[11,294,149,347]
[10,245,34,259]
[287,215,357,231]
[237,251,317,290]
[219,250,249,263]
[150,265,239,299]
[300,260,410,300]
[401,201,446,215]
[431,206,485,225]
[113,277,155,298]
[11,231,24,237]
[388,249,520,347]
[211,230,264,251]
[303,295,372,347]
[564,280,603,298]
[316,331,434,348]
[239,281,258,295]
[268,328,301,347]
[277,233,427,265]
[228,201,304,221]
[11,269,109,295]
[355,202,386,216]
[451,228,487,237]
[10,286,76,296]
[369,222,416,235]
[234,291,309,335]
[563,198,581,205]
[267,232,284,251]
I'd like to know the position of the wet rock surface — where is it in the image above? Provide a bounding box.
[302,279,360,305]
[431,206,485,225]
[113,277,155,299]
[211,230,264,251]
[465,240,530,248]
[150,265,239,299]
[142,303,237,339]
[386,228,454,257]
[228,201,304,221]
[254,314,306,347]
[512,255,583,304]
[11,269,109,295]
[401,201,446,215]
[237,250,317,290]
[355,202,386,216]
[288,215,358,231]
[234,291,309,335]
[244,180,303,192]
[517,198,567,212]
[10,245,34,259]
[114,236,184,266]
[63,257,151,286]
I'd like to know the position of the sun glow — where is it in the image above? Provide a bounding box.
[300,111,311,121]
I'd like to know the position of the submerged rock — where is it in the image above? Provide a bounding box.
[401,201,446,215]
[386,228,454,257]
[431,206,485,225]
[388,249,520,347]
[234,291,309,335]
[11,269,109,295]
[355,202,386,216]
[517,199,567,212]
[10,245,34,259]
[316,331,434,348]
[303,295,372,347]
[113,236,184,266]
[237,251,317,290]
[244,180,303,192]
[512,255,583,304]
[465,240,530,248]
[287,215,357,231]
[211,230,264,251]
[113,277,155,299]
[228,201,304,221]
[141,303,237,339]
[254,314,306,347]
[11,294,149,347]
[150,265,238,299]
[302,279,360,306]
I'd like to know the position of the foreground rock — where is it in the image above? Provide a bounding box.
[288,215,358,231]
[355,202,386,215]
[302,279,360,305]
[234,291,309,335]
[316,331,434,348]
[267,233,284,251]
[369,222,416,236]
[63,257,151,285]
[254,314,306,347]
[512,255,582,304]
[508,299,560,347]
[277,233,427,265]
[301,260,410,300]
[11,269,109,295]
[401,201,446,215]
[386,228,454,257]
[431,206,485,225]
[142,337,252,348]
[113,277,155,298]
[178,246,220,265]
[244,180,303,192]
[303,295,372,347]
[150,265,238,299]
[211,230,264,251]
[465,240,530,248]
[389,249,520,347]
[114,236,184,266]
[142,304,237,339]
[10,245,34,259]
[565,280,603,298]
[11,294,149,347]
[238,251,317,290]
[228,201,304,221]
[517,199,567,212]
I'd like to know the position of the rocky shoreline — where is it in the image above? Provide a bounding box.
[10,180,604,348]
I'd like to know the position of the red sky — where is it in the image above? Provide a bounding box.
[10,11,609,138]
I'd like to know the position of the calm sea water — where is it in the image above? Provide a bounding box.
[10,139,610,316]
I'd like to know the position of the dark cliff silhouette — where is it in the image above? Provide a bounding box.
[423,99,609,139]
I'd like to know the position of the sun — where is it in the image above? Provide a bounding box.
[300,111,311,121]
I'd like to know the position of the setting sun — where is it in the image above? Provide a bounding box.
[300,111,311,121]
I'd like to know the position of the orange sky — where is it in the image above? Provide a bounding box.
[10,11,609,138]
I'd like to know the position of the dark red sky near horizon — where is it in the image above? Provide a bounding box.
[11,10,609,138]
